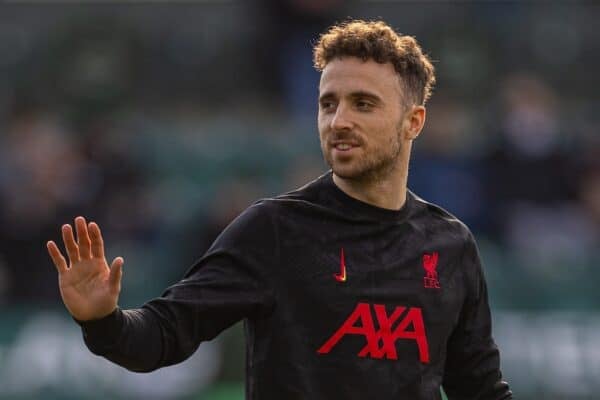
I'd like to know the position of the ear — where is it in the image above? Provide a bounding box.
[403,105,426,141]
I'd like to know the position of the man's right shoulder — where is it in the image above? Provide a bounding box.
[268,173,328,208]
[210,175,324,254]
[230,173,327,233]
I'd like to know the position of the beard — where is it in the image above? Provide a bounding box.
[321,127,403,184]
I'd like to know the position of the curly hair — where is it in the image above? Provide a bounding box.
[313,19,436,106]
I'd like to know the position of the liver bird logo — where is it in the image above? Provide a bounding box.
[422,252,440,289]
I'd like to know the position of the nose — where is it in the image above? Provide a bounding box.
[330,104,354,131]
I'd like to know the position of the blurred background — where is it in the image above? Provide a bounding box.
[0,1,598,399]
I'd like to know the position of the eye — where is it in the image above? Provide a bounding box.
[355,100,373,111]
[320,101,336,112]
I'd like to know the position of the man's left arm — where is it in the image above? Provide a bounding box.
[442,233,512,400]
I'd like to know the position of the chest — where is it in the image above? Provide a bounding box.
[276,218,465,305]
[268,218,467,364]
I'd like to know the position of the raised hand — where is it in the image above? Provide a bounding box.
[47,216,124,321]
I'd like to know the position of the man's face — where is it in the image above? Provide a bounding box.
[318,57,407,182]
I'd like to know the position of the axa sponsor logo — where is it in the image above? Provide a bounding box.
[317,302,430,363]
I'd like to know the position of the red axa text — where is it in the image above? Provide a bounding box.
[317,302,430,363]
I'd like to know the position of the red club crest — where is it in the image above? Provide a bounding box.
[422,252,440,289]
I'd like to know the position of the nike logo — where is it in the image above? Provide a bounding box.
[334,248,347,282]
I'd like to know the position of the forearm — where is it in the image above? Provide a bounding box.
[78,284,265,373]
[78,307,165,372]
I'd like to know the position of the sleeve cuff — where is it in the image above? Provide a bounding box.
[75,308,124,352]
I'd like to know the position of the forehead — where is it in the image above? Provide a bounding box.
[319,57,403,99]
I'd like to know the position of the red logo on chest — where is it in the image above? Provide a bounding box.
[334,248,347,282]
[317,302,430,363]
[423,252,440,289]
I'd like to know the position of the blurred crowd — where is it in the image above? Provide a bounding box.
[0,1,598,312]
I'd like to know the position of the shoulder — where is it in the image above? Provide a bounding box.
[271,173,326,204]
[219,174,327,240]
[410,193,485,293]
[249,174,329,220]
[409,191,475,246]
[210,199,280,250]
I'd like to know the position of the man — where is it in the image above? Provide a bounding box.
[47,20,512,399]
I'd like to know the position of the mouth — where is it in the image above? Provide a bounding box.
[331,141,360,152]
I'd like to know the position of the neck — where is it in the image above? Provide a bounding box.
[332,145,410,211]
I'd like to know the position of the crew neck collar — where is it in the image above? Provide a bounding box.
[320,170,413,222]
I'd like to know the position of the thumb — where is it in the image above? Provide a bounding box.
[109,257,124,291]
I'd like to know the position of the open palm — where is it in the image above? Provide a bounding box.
[47,216,124,321]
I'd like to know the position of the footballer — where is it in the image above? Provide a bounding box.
[47,19,512,400]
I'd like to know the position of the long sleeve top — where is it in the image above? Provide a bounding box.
[79,171,512,400]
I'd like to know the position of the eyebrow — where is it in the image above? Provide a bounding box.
[319,90,383,104]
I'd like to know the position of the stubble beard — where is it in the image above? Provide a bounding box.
[322,127,403,184]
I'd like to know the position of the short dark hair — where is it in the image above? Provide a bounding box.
[313,19,436,106]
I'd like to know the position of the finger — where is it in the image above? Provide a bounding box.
[62,224,80,263]
[88,222,105,259]
[47,241,68,273]
[109,257,124,292]
[75,216,92,259]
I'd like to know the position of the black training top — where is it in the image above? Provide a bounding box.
[80,171,512,400]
